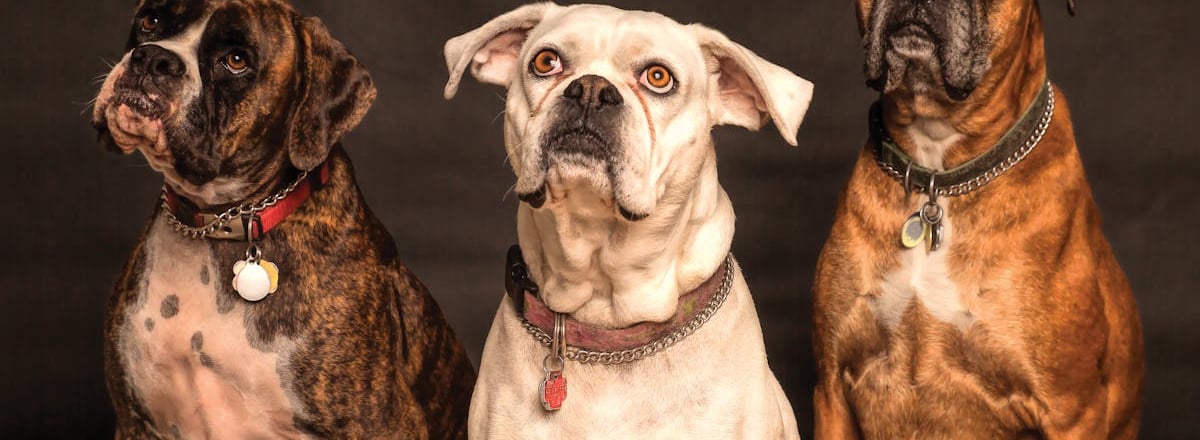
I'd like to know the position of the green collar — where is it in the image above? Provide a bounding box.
[869,81,1055,197]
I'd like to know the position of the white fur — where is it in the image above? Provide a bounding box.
[446,4,807,438]
[470,266,799,439]
[119,216,309,439]
[144,15,209,121]
[871,120,972,331]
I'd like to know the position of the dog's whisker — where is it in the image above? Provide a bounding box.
[76,97,100,115]
[501,183,517,202]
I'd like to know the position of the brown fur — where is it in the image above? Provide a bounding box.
[814,1,1144,438]
[106,149,475,439]
[100,1,474,437]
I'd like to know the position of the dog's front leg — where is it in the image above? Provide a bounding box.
[813,372,860,440]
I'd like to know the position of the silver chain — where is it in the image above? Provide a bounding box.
[519,253,735,365]
[876,83,1055,197]
[160,170,310,239]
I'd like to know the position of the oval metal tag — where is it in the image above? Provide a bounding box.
[901,213,928,249]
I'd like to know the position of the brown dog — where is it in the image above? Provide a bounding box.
[92,1,474,437]
[813,0,1144,438]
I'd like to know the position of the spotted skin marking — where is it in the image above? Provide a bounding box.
[200,265,210,285]
[191,331,203,351]
[199,353,217,369]
[160,295,180,319]
[145,318,155,332]
[216,285,236,314]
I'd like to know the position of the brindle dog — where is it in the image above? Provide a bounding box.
[92,1,474,438]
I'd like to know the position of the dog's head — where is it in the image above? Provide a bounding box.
[445,3,812,221]
[857,0,1072,101]
[92,0,375,207]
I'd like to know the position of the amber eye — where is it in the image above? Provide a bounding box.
[139,15,159,33]
[640,65,674,94]
[530,49,563,77]
[222,51,250,74]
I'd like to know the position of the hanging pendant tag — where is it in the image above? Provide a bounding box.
[540,369,567,411]
[900,213,928,249]
[920,201,945,252]
[539,313,568,411]
[231,215,279,302]
[919,174,945,252]
[232,257,279,302]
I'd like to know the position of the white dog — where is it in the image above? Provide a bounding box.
[445,3,812,438]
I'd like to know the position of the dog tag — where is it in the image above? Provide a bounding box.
[540,370,567,411]
[232,259,279,302]
[900,213,927,249]
[919,199,945,253]
[928,221,944,252]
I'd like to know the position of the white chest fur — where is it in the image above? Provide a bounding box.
[118,217,307,439]
[870,120,973,331]
[871,214,973,330]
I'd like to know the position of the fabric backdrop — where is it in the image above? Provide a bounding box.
[1,0,1196,437]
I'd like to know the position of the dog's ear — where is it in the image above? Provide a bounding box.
[691,25,813,147]
[287,17,377,171]
[443,2,559,99]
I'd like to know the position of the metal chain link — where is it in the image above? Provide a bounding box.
[519,253,735,365]
[160,169,310,239]
[875,83,1055,197]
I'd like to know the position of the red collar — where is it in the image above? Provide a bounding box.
[162,162,330,240]
[504,245,729,353]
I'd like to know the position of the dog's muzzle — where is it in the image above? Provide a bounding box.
[544,74,623,159]
[863,0,988,100]
[115,45,187,119]
[520,74,628,211]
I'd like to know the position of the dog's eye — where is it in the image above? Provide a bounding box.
[221,51,251,75]
[530,49,563,77]
[139,15,159,34]
[640,65,675,94]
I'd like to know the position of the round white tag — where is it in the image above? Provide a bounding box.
[234,263,272,302]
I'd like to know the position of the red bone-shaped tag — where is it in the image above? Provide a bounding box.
[540,370,567,411]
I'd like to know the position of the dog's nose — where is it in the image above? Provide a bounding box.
[563,75,623,108]
[129,45,186,79]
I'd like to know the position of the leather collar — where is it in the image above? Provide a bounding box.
[504,245,731,355]
[162,162,330,240]
[870,81,1053,196]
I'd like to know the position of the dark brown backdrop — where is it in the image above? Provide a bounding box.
[2,0,1196,438]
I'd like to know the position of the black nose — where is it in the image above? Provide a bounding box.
[562,75,623,109]
[129,45,185,79]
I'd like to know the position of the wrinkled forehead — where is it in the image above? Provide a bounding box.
[127,0,295,50]
[529,6,703,71]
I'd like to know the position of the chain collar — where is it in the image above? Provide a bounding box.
[871,81,1055,197]
[506,247,735,366]
[160,162,328,240]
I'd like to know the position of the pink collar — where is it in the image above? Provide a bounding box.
[504,246,730,354]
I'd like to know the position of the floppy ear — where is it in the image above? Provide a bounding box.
[287,16,377,171]
[443,2,558,100]
[690,25,814,147]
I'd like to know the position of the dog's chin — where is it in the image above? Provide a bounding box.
[518,151,649,222]
[98,92,176,164]
[868,24,975,101]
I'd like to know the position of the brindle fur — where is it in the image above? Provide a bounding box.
[107,150,475,439]
[99,1,474,438]
[814,0,1144,438]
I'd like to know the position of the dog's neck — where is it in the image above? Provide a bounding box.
[882,6,1048,171]
[516,144,733,329]
[165,153,298,212]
